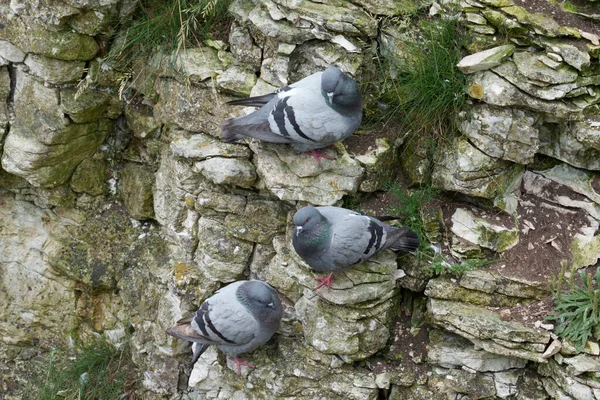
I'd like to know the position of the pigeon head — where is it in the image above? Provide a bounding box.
[293,206,326,235]
[321,66,362,114]
[237,281,282,327]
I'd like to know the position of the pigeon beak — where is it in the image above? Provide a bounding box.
[267,302,274,308]
[327,92,334,103]
[296,226,302,236]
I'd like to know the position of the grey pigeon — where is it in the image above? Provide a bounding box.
[221,66,363,164]
[166,280,283,375]
[292,206,420,290]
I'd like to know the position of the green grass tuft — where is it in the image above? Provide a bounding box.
[386,182,439,246]
[430,255,493,275]
[375,16,467,162]
[548,265,600,352]
[105,0,232,72]
[36,335,138,400]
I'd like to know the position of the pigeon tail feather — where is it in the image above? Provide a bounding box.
[386,227,420,253]
[227,93,276,107]
[221,118,292,144]
[191,343,209,365]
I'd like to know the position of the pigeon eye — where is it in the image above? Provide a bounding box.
[305,218,310,223]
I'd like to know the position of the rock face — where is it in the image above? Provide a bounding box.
[1,0,600,399]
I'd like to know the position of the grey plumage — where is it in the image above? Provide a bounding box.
[166,280,283,368]
[292,206,420,275]
[221,66,363,152]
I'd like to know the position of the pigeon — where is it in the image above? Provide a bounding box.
[221,66,363,164]
[166,280,283,375]
[292,206,420,290]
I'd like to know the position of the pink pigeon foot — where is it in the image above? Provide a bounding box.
[230,357,255,375]
[308,149,335,165]
[314,273,335,290]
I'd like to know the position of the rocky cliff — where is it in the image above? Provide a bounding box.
[1,0,599,399]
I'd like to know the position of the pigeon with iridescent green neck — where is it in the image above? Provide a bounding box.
[221,66,362,164]
[166,280,283,375]
[292,206,420,290]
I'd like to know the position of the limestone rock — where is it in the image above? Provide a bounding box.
[296,289,397,361]
[562,354,600,376]
[288,41,364,83]
[354,137,399,192]
[216,65,257,97]
[426,277,531,307]
[460,104,539,164]
[193,157,257,189]
[23,54,85,84]
[270,0,377,38]
[250,142,364,205]
[389,384,435,400]
[45,205,140,288]
[501,6,561,37]
[0,196,78,346]
[467,71,582,119]
[124,103,161,139]
[153,150,203,253]
[154,78,234,136]
[230,0,315,45]
[539,359,598,400]
[170,133,251,160]
[13,67,66,129]
[119,163,155,220]
[432,136,524,199]
[194,217,254,283]
[457,44,515,74]
[60,88,111,124]
[229,22,262,70]
[430,366,497,398]
[195,191,247,215]
[522,170,600,220]
[165,47,225,82]
[351,0,418,16]
[0,12,99,60]
[2,122,108,187]
[538,120,600,171]
[68,9,113,35]
[451,208,519,252]
[260,56,289,87]
[428,329,528,372]
[492,61,583,101]
[224,199,290,244]
[428,298,551,362]
[0,39,26,62]
[481,9,528,37]
[513,51,578,84]
[537,39,591,71]
[537,163,600,206]
[70,157,108,196]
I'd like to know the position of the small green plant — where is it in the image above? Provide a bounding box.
[377,16,467,152]
[548,265,600,352]
[429,254,493,275]
[105,0,232,72]
[36,335,137,400]
[386,182,439,245]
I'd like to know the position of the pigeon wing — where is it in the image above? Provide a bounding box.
[191,295,258,347]
[326,212,388,266]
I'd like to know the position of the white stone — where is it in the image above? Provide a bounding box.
[457,45,515,74]
[451,208,519,252]
[0,39,26,62]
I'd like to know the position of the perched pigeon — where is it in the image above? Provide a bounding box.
[292,206,420,290]
[221,66,363,164]
[166,280,283,375]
